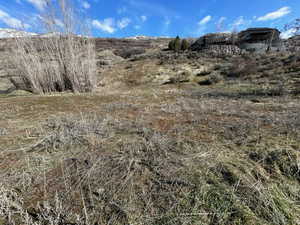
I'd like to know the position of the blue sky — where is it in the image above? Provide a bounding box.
[0,0,299,38]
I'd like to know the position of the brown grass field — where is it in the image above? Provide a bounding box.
[0,44,300,224]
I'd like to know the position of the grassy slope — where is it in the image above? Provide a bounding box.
[0,50,300,225]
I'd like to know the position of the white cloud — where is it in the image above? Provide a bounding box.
[82,1,91,9]
[198,15,212,26]
[117,17,131,29]
[164,18,171,26]
[141,15,147,22]
[194,15,212,36]
[229,16,252,31]
[257,7,291,21]
[0,9,30,29]
[217,17,226,24]
[92,18,116,33]
[216,17,226,31]
[232,16,246,27]
[0,10,9,18]
[25,0,47,11]
[92,17,132,33]
[117,7,127,14]
[280,28,297,39]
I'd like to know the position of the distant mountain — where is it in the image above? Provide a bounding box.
[0,28,38,38]
[125,35,170,40]
[0,29,170,40]
[37,32,61,38]
[0,29,90,39]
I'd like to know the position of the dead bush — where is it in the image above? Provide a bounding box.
[16,114,198,225]
[227,56,258,78]
[10,0,97,94]
[2,111,300,225]
[24,114,115,152]
[114,48,146,59]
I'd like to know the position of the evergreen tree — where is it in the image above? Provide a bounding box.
[174,36,181,52]
[181,39,190,51]
[168,39,175,50]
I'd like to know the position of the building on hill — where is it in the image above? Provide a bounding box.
[238,28,284,52]
[190,32,236,51]
[191,28,286,54]
[190,32,241,55]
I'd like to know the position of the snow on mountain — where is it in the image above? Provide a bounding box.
[38,32,63,38]
[0,29,170,40]
[0,28,38,38]
[125,35,170,40]
[0,29,91,39]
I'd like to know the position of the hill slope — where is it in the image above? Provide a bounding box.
[0,37,300,225]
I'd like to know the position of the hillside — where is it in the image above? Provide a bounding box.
[0,35,300,225]
[0,28,37,39]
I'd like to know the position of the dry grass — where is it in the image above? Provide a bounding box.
[1,40,300,224]
[0,83,300,224]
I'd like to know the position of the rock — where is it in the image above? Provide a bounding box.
[152,63,224,85]
[196,72,223,85]
[193,65,214,76]
[154,73,172,85]
[153,66,191,85]
[97,50,124,66]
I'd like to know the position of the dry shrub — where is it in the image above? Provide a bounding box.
[10,0,97,94]
[2,113,300,225]
[286,54,300,73]
[23,114,198,225]
[0,184,24,222]
[227,55,258,78]
[114,48,146,59]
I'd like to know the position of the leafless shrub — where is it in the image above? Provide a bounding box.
[13,114,197,225]
[114,48,146,59]
[284,18,300,36]
[2,110,300,224]
[0,185,84,225]
[227,56,258,78]
[24,114,115,152]
[0,185,24,221]
[10,0,97,94]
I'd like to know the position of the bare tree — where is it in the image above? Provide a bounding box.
[11,0,97,94]
[284,18,300,36]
